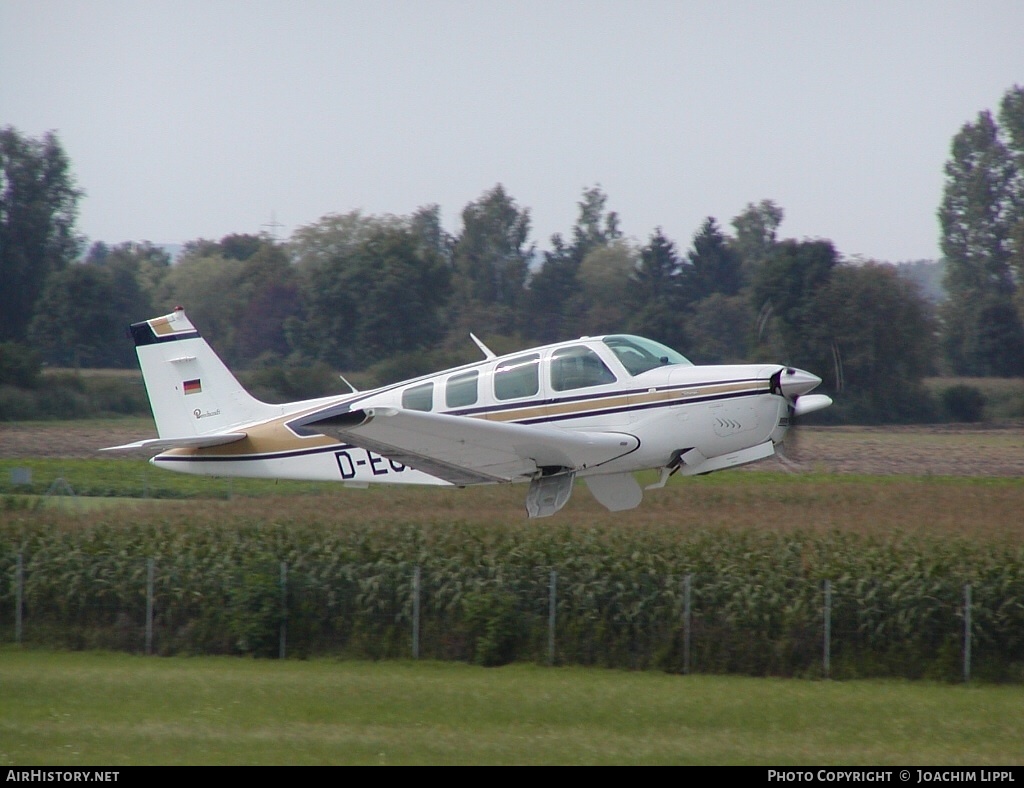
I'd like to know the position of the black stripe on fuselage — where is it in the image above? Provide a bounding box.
[442,377,768,420]
[516,388,766,424]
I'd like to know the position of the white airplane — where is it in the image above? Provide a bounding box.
[103,307,832,517]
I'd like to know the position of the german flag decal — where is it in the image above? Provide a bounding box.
[183,378,202,395]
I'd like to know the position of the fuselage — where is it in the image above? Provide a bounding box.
[152,334,794,486]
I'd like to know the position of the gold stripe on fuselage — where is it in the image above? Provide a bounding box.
[163,379,769,459]
[479,379,764,422]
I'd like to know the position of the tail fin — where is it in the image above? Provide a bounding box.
[129,307,279,438]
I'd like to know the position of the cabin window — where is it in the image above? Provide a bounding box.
[602,335,693,376]
[550,346,616,391]
[401,382,434,411]
[494,353,540,400]
[446,370,478,408]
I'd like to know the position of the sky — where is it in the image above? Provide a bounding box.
[2,1,1023,263]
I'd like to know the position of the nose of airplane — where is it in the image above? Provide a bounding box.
[777,367,823,399]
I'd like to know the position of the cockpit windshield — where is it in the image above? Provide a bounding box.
[601,335,693,376]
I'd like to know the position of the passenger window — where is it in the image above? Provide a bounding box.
[550,346,617,391]
[401,382,433,411]
[446,370,478,408]
[494,354,540,400]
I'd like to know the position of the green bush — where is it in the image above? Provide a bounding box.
[0,371,151,420]
[242,361,349,403]
[0,342,42,388]
[0,385,40,420]
[941,384,986,422]
[84,377,150,415]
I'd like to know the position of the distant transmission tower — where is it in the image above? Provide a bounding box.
[261,211,284,241]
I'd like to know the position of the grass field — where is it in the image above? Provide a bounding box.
[2,420,1023,765]
[2,649,1023,766]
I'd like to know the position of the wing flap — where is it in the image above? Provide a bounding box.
[302,406,639,485]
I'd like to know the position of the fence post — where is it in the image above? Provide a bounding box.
[145,558,154,655]
[963,583,972,683]
[412,565,421,660]
[15,552,23,644]
[823,579,831,679]
[279,561,288,660]
[548,570,557,666]
[683,573,692,675]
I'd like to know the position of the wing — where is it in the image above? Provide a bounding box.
[293,406,639,486]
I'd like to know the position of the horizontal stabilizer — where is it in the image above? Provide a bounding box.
[100,433,247,452]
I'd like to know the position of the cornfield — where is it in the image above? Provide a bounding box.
[3,492,1023,681]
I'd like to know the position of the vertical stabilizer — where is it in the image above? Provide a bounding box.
[130,307,279,438]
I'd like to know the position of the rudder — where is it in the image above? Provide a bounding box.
[130,307,278,438]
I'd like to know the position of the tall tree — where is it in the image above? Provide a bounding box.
[942,293,1024,377]
[218,233,264,261]
[289,210,400,273]
[232,241,300,363]
[286,211,403,365]
[27,263,140,368]
[750,239,839,366]
[452,185,532,335]
[523,235,580,343]
[288,212,449,369]
[571,184,621,255]
[524,185,621,342]
[1000,86,1024,328]
[348,224,450,368]
[939,109,1017,296]
[811,263,937,421]
[939,86,1024,375]
[0,127,83,341]
[86,240,172,320]
[686,217,743,300]
[999,85,1024,184]
[627,228,688,349]
[410,204,454,265]
[730,199,783,275]
[577,239,638,333]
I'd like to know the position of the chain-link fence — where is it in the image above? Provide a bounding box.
[5,554,1015,682]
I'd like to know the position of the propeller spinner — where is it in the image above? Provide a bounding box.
[773,367,833,417]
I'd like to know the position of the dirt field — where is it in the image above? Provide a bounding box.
[2,419,1022,477]
[766,422,1024,477]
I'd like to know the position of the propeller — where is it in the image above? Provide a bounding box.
[757,302,838,467]
[770,367,832,468]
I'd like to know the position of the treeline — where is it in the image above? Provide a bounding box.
[2,85,1023,423]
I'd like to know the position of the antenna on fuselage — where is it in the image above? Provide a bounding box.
[338,373,359,393]
[469,333,497,360]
